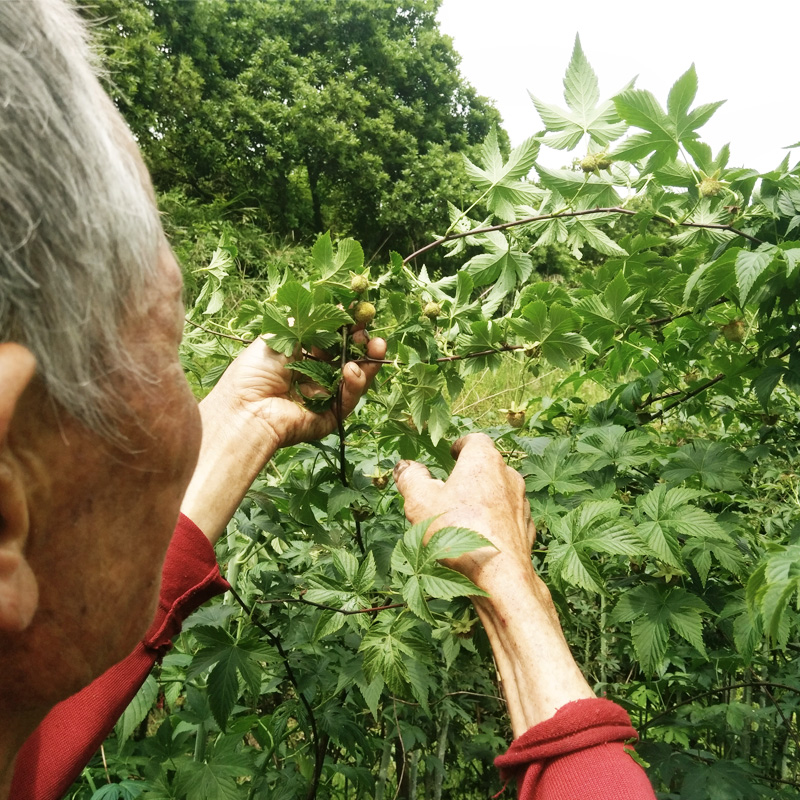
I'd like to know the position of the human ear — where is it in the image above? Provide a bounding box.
[0,344,39,632]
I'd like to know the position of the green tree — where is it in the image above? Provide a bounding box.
[78,0,503,257]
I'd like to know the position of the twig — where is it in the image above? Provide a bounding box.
[752,669,800,762]
[641,680,800,732]
[257,596,405,615]
[643,372,727,421]
[227,586,324,800]
[403,206,762,264]
[647,297,729,327]
[391,699,406,800]
[336,326,365,555]
[354,344,526,368]
[184,317,254,343]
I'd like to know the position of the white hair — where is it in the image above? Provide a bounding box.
[0,0,163,436]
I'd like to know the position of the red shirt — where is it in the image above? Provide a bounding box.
[12,515,655,799]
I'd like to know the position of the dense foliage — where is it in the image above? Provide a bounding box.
[77,0,503,257]
[69,27,800,800]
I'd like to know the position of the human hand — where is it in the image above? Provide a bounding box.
[182,332,385,544]
[205,332,387,452]
[393,433,536,594]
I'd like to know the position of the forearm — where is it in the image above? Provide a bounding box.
[180,393,279,545]
[473,563,594,737]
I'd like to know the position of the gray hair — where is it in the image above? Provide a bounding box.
[0,0,162,437]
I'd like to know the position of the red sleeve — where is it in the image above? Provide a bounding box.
[10,514,230,800]
[494,698,656,799]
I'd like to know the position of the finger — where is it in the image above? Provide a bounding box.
[450,432,497,461]
[361,337,386,381]
[338,361,368,417]
[351,329,370,346]
[393,460,444,521]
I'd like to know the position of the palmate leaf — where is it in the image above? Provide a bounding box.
[509,301,596,369]
[261,281,352,356]
[612,584,710,673]
[661,441,750,491]
[613,65,725,172]
[174,735,253,800]
[462,126,540,221]
[464,245,533,317]
[576,424,652,469]
[529,35,630,150]
[359,613,431,695]
[535,166,620,208]
[312,231,364,281]
[189,627,273,730]
[522,437,594,493]
[546,499,645,592]
[635,484,730,568]
[392,521,490,622]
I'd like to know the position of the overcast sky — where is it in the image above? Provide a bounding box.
[437,0,799,173]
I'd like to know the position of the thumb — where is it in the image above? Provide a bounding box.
[393,460,444,523]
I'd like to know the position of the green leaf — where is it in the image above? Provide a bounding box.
[535,166,620,208]
[288,359,339,392]
[613,69,724,172]
[576,425,652,469]
[276,281,313,323]
[529,35,630,149]
[509,301,595,369]
[563,34,599,118]
[327,485,362,518]
[115,675,158,747]
[462,127,540,221]
[662,441,750,490]
[522,437,593,493]
[612,584,710,673]
[735,244,778,302]
[174,735,253,800]
[425,526,493,562]
[419,564,486,599]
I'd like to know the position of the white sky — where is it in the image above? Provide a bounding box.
[437,0,799,173]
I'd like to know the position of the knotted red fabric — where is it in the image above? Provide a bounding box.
[10,514,230,800]
[494,697,656,798]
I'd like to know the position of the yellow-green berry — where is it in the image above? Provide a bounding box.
[352,301,376,325]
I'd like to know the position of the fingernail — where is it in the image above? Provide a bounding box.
[393,460,410,481]
[350,364,363,379]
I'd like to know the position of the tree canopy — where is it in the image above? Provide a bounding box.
[79,0,503,256]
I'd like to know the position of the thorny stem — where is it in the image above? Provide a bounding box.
[403,206,762,264]
[643,345,793,421]
[336,326,365,555]
[257,595,405,615]
[227,586,324,800]
[184,317,255,343]
[641,680,800,733]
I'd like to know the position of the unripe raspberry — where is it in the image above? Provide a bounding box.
[698,177,724,197]
[422,301,441,319]
[352,301,376,325]
[506,410,526,428]
[350,274,369,294]
[721,319,745,343]
[580,154,601,173]
[371,474,389,489]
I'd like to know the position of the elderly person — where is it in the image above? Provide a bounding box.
[0,1,655,798]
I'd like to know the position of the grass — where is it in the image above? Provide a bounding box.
[452,353,608,427]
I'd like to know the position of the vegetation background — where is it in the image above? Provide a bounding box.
[70,1,800,798]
